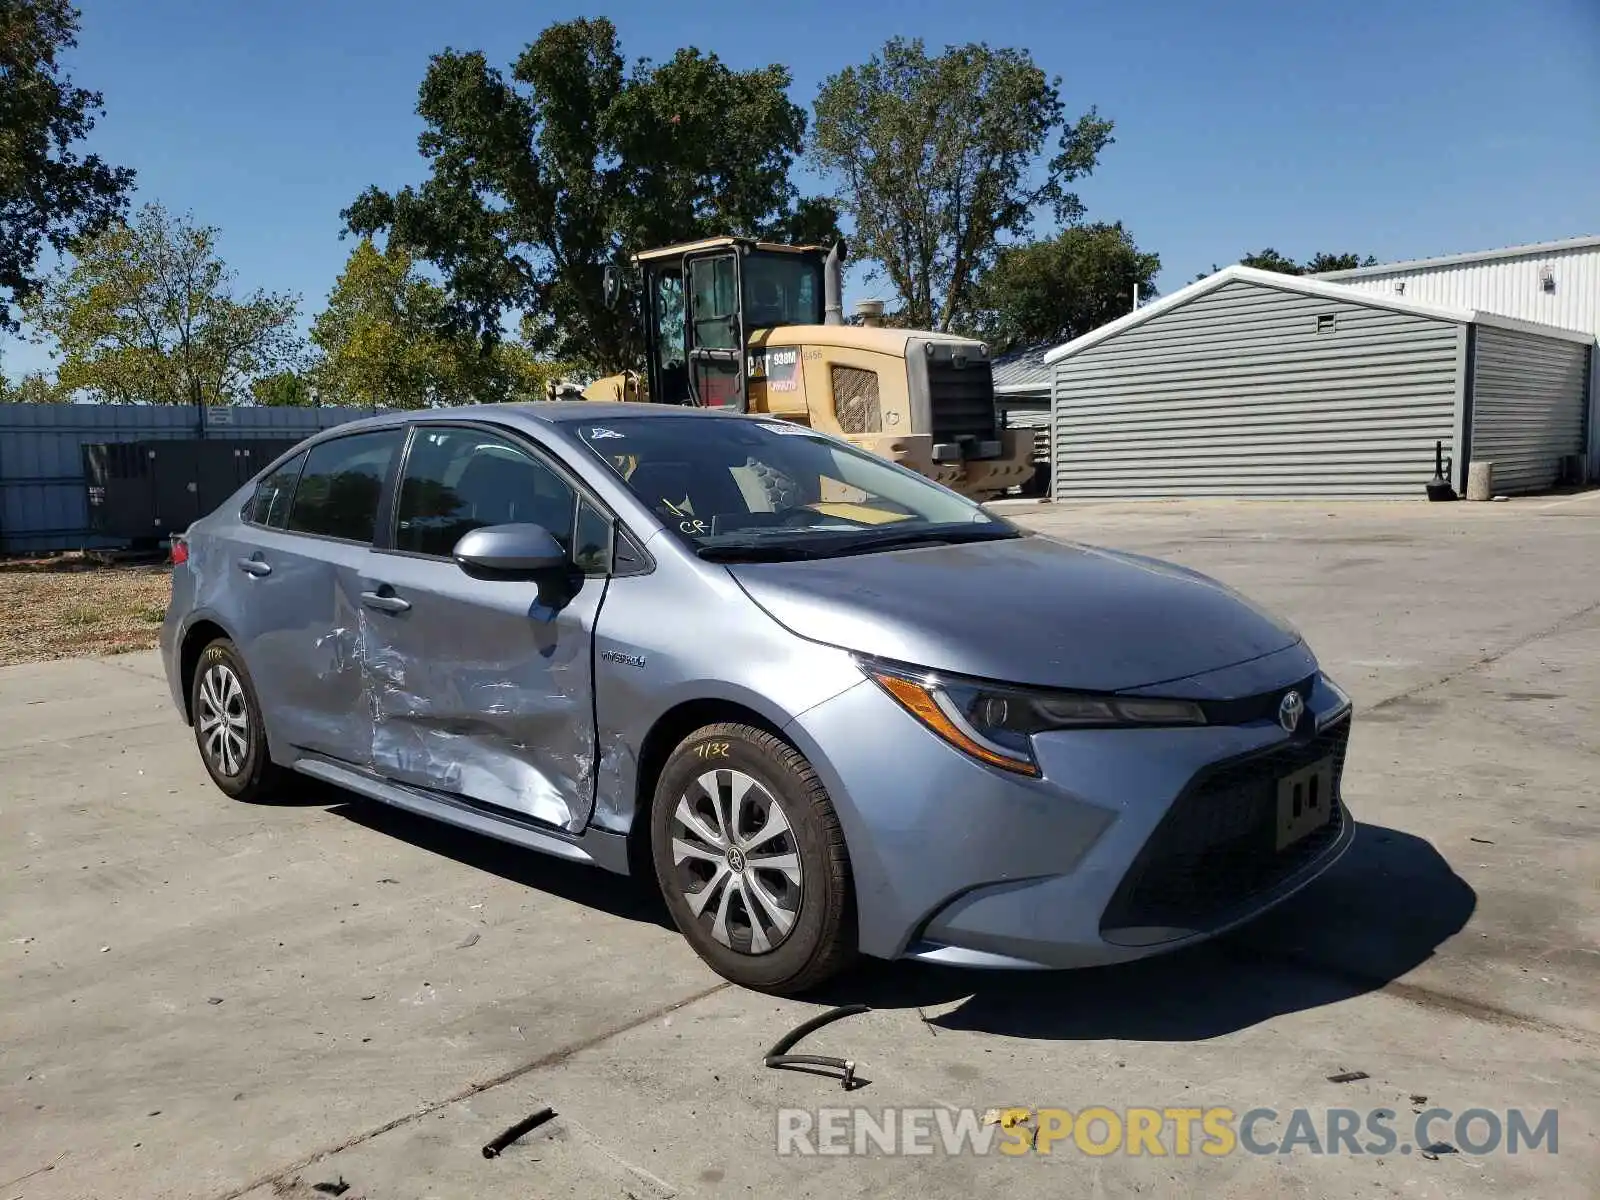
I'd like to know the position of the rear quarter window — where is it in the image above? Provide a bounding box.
[246,452,307,529]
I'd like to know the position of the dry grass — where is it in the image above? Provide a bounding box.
[0,554,173,667]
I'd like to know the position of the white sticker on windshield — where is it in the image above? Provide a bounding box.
[761,423,820,436]
[587,427,625,440]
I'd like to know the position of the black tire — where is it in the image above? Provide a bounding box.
[651,722,857,995]
[189,638,285,803]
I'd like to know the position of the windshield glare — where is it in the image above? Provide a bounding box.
[570,416,1013,550]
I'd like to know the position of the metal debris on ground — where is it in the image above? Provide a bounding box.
[1421,1142,1458,1160]
[311,1178,350,1195]
[456,932,481,949]
[1326,1070,1369,1083]
[207,996,224,1005]
[482,1106,557,1159]
[0,1149,67,1191]
[764,1004,869,1090]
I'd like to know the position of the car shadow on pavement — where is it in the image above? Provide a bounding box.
[327,798,677,931]
[813,821,1477,1043]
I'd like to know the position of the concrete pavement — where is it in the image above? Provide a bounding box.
[2,496,1597,1199]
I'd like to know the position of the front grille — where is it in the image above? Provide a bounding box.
[1100,717,1351,942]
[928,358,998,445]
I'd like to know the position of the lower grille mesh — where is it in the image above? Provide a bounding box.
[1100,718,1350,941]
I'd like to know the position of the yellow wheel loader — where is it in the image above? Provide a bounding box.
[575,237,1035,501]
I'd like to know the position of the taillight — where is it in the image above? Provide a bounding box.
[170,537,189,566]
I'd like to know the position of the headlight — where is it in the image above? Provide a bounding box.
[861,659,1206,777]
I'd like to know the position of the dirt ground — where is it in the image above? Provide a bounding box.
[0,555,172,667]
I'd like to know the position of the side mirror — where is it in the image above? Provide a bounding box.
[602,264,622,309]
[453,523,567,579]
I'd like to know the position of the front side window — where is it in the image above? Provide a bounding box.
[286,430,403,543]
[248,452,306,529]
[571,416,1016,560]
[395,426,576,558]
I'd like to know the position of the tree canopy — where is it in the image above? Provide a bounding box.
[1198,249,1380,279]
[309,237,575,408]
[811,37,1113,333]
[0,0,136,329]
[344,17,837,373]
[971,223,1160,353]
[23,202,301,404]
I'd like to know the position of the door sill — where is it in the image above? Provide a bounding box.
[290,754,631,874]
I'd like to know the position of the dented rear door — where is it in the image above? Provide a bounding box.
[357,423,607,833]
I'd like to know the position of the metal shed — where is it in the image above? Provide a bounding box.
[1043,266,1593,500]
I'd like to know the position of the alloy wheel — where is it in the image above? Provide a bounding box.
[670,768,804,955]
[196,662,250,778]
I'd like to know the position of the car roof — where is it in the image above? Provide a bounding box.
[319,402,756,434]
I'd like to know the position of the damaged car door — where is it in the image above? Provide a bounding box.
[356,423,609,832]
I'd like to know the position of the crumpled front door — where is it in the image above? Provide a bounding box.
[356,553,605,833]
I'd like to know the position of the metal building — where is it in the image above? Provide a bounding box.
[1315,235,1600,340]
[1043,266,1593,500]
[1317,236,1600,476]
[0,405,373,554]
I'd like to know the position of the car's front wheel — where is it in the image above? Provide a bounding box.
[651,723,857,995]
[190,638,284,802]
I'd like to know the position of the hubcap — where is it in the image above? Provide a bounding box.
[670,768,803,955]
[197,663,250,778]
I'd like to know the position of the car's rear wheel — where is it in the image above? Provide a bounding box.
[190,638,284,802]
[651,723,857,995]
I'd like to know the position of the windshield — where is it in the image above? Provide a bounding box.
[742,253,822,330]
[570,416,1018,559]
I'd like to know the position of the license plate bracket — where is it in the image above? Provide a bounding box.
[1276,756,1335,850]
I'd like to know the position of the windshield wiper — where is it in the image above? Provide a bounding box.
[827,526,1021,557]
[695,542,824,562]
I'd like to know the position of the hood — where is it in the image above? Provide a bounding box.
[728,533,1301,693]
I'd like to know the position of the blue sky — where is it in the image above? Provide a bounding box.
[6,0,1598,379]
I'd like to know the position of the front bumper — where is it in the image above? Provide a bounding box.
[783,648,1353,969]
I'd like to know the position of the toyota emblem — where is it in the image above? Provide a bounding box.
[1278,690,1305,733]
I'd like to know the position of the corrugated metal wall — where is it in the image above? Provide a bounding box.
[1051,279,1462,499]
[0,406,371,553]
[1331,245,1600,340]
[1469,327,1590,494]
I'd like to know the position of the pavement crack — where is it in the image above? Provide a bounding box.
[1367,597,1600,714]
[211,979,730,1200]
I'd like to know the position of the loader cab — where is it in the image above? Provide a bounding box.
[634,238,826,410]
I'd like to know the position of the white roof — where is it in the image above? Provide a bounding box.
[1042,265,1593,365]
[1315,234,1600,280]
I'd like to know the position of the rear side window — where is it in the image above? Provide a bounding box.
[395,426,576,558]
[286,430,403,543]
[248,452,306,529]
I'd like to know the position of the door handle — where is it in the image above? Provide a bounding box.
[237,558,271,577]
[360,591,412,614]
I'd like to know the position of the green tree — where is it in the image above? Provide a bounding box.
[310,237,481,409]
[251,370,314,407]
[345,18,837,373]
[0,0,136,329]
[811,37,1113,333]
[0,370,65,403]
[971,223,1160,353]
[24,202,301,404]
[1196,249,1380,280]
[1302,251,1379,274]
